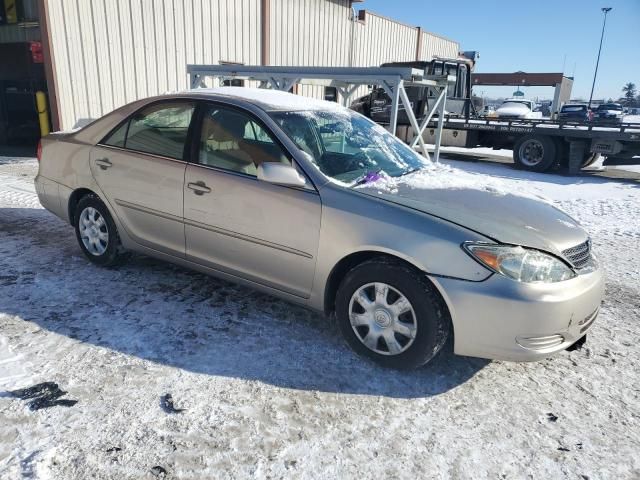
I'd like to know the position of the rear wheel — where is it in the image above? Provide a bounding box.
[335,259,450,369]
[74,194,127,267]
[513,134,557,172]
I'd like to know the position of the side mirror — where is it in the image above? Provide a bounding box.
[257,162,306,187]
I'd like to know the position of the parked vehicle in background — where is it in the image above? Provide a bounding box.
[480,105,496,117]
[594,103,624,123]
[34,87,603,369]
[494,99,543,120]
[558,104,590,122]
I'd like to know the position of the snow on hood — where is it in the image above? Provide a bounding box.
[355,164,588,254]
[496,103,531,117]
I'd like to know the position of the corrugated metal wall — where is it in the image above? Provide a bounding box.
[351,13,417,67]
[44,0,460,130]
[269,0,352,99]
[419,31,459,61]
[268,4,460,101]
[269,0,351,67]
[46,0,261,129]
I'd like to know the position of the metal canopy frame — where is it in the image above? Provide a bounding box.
[187,64,453,162]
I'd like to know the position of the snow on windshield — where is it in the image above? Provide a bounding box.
[270,109,428,184]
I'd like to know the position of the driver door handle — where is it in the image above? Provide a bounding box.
[187,181,212,195]
[95,158,112,170]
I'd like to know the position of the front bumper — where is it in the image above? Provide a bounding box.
[431,268,605,361]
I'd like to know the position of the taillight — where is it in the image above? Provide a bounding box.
[37,140,42,162]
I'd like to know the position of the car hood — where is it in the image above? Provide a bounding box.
[357,182,587,255]
[496,104,530,117]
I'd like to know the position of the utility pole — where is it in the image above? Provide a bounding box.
[588,7,612,109]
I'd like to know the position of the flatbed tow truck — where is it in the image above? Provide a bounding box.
[398,116,640,173]
[348,59,640,173]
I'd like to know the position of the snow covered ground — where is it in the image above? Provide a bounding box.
[427,145,640,177]
[1,156,639,479]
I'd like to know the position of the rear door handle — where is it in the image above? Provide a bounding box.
[95,158,112,170]
[187,181,211,195]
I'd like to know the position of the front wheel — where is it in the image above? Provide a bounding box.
[335,259,450,369]
[74,194,127,267]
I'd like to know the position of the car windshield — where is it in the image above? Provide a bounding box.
[270,109,428,184]
[561,105,586,112]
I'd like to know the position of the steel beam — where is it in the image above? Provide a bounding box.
[410,87,447,148]
[433,85,448,163]
[398,85,429,160]
[186,64,451,151]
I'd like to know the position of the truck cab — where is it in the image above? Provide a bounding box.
[350,58,474,125]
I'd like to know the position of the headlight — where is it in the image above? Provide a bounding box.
[464,243,576,283]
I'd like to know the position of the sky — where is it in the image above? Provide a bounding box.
[361,0,639,101]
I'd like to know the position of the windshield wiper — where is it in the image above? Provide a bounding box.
[397,167,421,177]
[352,169,383,187]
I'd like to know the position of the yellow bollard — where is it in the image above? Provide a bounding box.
[5,0,17,24]
[36,91,51,137]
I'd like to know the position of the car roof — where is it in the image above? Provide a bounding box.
[180,87,345,112]
[598,103,622,109]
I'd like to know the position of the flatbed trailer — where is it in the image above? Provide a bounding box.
[397,116,640,173]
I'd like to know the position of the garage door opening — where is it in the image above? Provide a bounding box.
[0,0,51,154]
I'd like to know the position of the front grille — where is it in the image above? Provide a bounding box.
[562,240,592,269]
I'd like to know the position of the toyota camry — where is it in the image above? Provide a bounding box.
[35,87,604,369]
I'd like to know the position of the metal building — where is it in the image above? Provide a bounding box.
[0,0,460,144]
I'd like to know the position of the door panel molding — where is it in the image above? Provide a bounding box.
[115,199,183,224]
[184,218,313,259]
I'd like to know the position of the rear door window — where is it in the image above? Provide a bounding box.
[102,101,196,160]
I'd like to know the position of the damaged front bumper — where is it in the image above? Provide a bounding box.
[430,268,605,362]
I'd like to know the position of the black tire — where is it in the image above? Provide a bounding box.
[335,258,450,369]
[513,134,557,172]
[74,194,127,267]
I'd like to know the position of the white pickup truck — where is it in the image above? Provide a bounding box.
[495,99,543,120]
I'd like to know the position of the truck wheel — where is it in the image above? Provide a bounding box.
[513,135,557,172]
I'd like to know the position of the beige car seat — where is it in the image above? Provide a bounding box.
[201,113,257,175]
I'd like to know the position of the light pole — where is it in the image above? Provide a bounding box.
[588,7,612,110]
